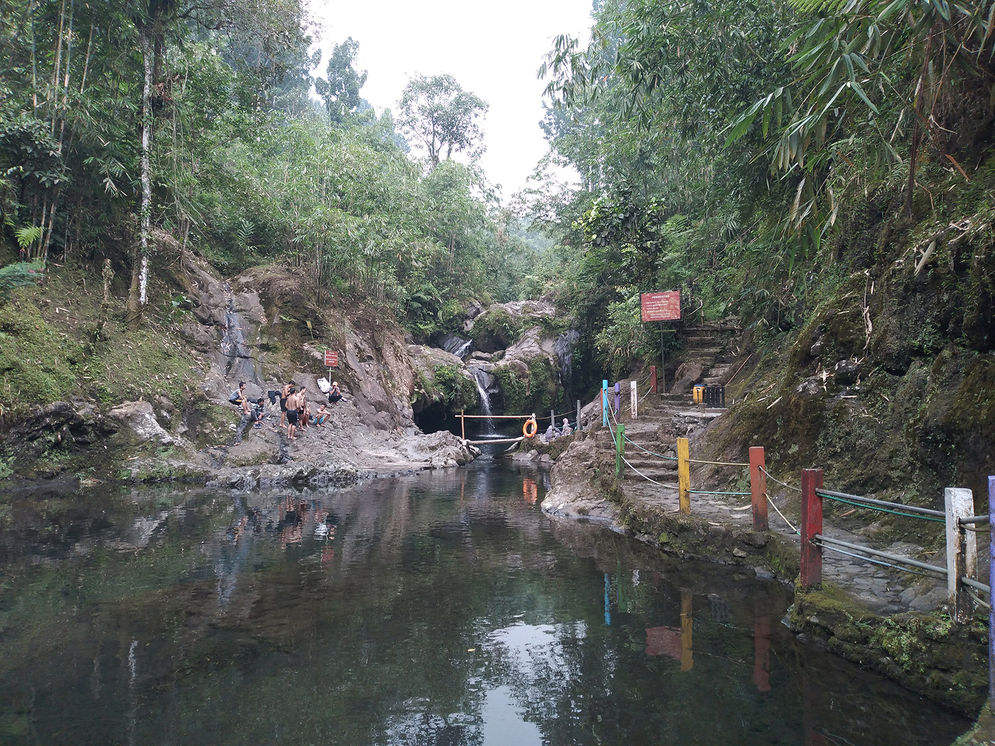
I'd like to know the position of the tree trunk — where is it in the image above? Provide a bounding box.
[128,31,155,327]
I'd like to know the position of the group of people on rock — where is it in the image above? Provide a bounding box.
[541,417,573,443]
[229,378,345,441]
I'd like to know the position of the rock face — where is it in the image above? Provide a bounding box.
[458,298,577,416]
[107,401,174,445]
[0,250,486,485]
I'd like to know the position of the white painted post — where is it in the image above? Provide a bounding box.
[630,380,638,420]
[945,487,977,623]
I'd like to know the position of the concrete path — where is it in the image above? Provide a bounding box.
[607,388,950,615]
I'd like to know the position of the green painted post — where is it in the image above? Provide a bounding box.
[615,424,625,478]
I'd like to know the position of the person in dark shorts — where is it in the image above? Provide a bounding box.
[279,381,292,428]
[285,386,300,441]
[328,381,343,403]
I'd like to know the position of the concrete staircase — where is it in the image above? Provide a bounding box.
[600,390,722,484]
[673,324,740,392]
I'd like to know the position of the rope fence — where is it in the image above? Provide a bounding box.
[592,378,993,712]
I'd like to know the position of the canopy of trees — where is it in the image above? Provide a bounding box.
[530,0,995,383]
[0,0,550,337]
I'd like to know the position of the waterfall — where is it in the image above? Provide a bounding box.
[441,333,472,359]
[469,367,494,435]
[221,299,259,384]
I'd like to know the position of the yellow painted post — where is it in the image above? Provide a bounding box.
[677,437,691,514]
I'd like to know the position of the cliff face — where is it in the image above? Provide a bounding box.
[0,234,476,488]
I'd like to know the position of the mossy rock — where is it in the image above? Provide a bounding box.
[470,308,524,353]
[493,355,561,414]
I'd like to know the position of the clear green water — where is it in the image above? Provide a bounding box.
[0,462,971,744]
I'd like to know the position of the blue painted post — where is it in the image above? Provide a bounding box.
[614,382,621,414]
[989,476,994,714]
[602,380,608,426]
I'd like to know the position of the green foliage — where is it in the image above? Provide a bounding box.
[314,37,368,124]
[13,226,41,250]
[398,74,488,167]
[469,309,524,352]
[493,356,561,414]
[0,261,44,299]
[433,364,478,412]
[0,294,81,408]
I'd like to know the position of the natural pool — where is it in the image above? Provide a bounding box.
[0,462,971,744]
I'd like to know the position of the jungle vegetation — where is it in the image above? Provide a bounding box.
[0,0,546,340]
[531,0,995,385]
[1,0,993,394]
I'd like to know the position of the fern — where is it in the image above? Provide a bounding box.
[0,261,45,300]
[14,225,41,250]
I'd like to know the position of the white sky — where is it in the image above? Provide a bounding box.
[307,0,594,200]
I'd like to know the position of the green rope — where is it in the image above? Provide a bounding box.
[819,493,945,523]
[690,489,752,496]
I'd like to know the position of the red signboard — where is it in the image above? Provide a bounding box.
[640,291,681,322]
[324,350,339,367]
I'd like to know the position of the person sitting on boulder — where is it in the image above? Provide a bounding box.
[542,423,558,443]
[328,381,344,403]
[250,398,266,427]
[229,381,250,416]
[561,418,572,436]
[310,403,329,427]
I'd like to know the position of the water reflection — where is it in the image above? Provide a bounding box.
[0,463,973,745]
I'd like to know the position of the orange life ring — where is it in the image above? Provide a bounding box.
[523,417,538,438]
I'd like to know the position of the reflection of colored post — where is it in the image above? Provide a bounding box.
[602,380,608,426]
[614,382,621,414]
[680,588,693,672]
[753,596,771,692]
[616,424,625,478]
[800,469,824,589]
[989,475,994,715]
[677,437,690,514]
[802,663,829,745]
[750,446,768,532]
[604,573,611,626]
[649,365,657,394]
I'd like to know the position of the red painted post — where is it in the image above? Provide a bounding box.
[649,365,657,394]
[749,447,768,532]
[800,469,824,589]
[989,475,994,715]
[753,596,771,692]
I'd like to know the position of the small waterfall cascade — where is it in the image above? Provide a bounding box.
[554,330,580,387]
[441,333,472,359]
[469,366,494,435]
[221,299,260,385]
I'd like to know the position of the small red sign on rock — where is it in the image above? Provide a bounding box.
[641,291,681,322]
[324,350,339,367]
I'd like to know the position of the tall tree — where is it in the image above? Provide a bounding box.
[314,37,367,124]
[398,74,487,168]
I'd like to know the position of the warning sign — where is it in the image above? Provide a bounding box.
[640,291,681,322]
[324,350,339,367]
